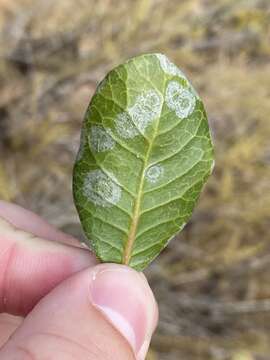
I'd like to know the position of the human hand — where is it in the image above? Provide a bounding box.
[0,201,158,359]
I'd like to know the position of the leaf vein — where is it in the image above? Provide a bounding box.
[135,216,187,240]
[93,234,122,253]
[81,205,129,236]
[141,178,205,216]
[144,157,204,195]
[74,180,132,218]
[149,112,204,166]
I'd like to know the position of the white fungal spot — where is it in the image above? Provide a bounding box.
[129,90,162,133]
[156,54,186,79]
[83,170,121,207]
[145,164,164,184]
[115,112,139,139]
[89,125,115,153]
[115,89,162,139]
[156,54,200,100]
[165,81,196,119]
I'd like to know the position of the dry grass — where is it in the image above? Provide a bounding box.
[1,0,270,359]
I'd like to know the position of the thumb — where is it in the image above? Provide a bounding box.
[0,264,158,360]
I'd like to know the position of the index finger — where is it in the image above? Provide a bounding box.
[0,201,82,247]
[0,202,96,316]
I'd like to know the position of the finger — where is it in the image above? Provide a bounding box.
[0,200,81,247]
[1,264,158,360]
[0,201,92,347]
[0,216,96,316]
[0,314,22,347]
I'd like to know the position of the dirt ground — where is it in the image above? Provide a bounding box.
[0,1,270,359]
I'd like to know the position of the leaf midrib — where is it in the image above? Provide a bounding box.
[122,103,164,265]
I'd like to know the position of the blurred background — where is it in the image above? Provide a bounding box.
[0,0,270,359]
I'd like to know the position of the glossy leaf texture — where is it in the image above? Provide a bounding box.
[73,53,214,270]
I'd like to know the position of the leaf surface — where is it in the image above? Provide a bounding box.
[73,53,214,270]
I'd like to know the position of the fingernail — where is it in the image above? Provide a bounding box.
[89,264,158,359]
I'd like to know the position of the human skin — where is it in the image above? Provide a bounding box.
[0,201,158,359]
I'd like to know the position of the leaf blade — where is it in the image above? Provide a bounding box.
[73,53,214,270]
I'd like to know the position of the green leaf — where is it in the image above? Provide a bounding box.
[73,53,214,270]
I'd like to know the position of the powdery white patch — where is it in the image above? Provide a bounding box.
[114,90,162,139]
[115,112,139,139]
[89,125,115,153]
[83,169,121,207]
[157,54,200,100]
[145,164,164,184]
[165,81,196,119]
[156,54,186,79]
[128,90,162,133]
